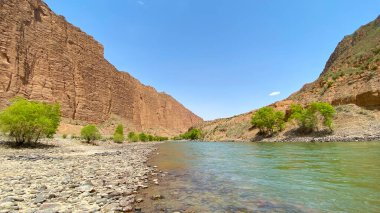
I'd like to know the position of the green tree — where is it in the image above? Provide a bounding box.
[289,104,317,133]
[113,124,124,143]
[290,102,336,133]
[251,106,285,135]
[0,98,60,145]
[310,102,336,131]
[80,125,101,143]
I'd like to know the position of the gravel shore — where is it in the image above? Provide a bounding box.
[251,134,380,143]
[0,139,160,212]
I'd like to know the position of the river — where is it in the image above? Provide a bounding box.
[139,142,380,212]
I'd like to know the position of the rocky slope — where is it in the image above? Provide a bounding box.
[288,15,380,109]
[198,16,380,141]
[0,0,202,136]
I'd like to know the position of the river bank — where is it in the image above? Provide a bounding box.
[198,104,380,143]
[252,135,380,143]
[185,135,380,143]
[0,139,161,212]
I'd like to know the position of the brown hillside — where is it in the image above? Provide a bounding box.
[0,0,202,136]
[198,16,380,141]
[288,15,380,109]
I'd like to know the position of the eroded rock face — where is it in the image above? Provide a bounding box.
[287,15,380,109]
[0,0,202,135]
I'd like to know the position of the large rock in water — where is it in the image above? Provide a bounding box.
[0,0,202,135]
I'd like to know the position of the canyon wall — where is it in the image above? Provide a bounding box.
[0,0,202,135]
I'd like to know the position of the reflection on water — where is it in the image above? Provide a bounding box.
[140,142,380,212]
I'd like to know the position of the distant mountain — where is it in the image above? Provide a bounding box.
[0,0,202,136]
[198,15,380,141]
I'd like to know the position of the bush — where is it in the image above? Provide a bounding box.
[113,124,124,143]
[62,134,67,139]
[139,133,148,142]
[290,102,336,133]
[113,134,124,143]
[80,125,101,143]
[0,98,60,145]
[127,132,139,142]
[251,107,285,135]
[179,128,203,140]
[155,136,169,141]
[127,131,169,142]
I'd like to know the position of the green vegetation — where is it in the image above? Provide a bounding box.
[251,106,285,136]
[127,131,168,142]
[153,135,169,141]
[290,102,336,133]
[323,67,362,82]
[289,104,317,133]
[138,132,148,142]
[0,98,60,145]
[174,128,203,140]
[128,132,139,142]
[80,125,101,143]
[249,103,336,136]
[113,124,124,143]
[62,134,67,139]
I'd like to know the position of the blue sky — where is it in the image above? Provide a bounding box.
[44,0,379,120]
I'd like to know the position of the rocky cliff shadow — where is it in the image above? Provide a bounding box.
[283,129,333,138]
[250,132,278,142]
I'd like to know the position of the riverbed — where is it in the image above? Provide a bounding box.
[138,141,380,213]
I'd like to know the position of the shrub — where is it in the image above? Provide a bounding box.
[126,131,169,142]
[156,136,169,141]
[251,107,285,135]
[113,134,124,143]
[179,128,203,140]
[62,134,67,139]
[113,124,124,143]
[290,102,336,133]
[139,133,148,142]
[80,125,101,143]
[0,98,61,145]
[127,132,139,142]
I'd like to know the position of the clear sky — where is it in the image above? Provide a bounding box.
[44,0,379,120]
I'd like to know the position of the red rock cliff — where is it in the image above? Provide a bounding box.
[0,0,202,135]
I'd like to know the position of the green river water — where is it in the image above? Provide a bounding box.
[141,142,380,212]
